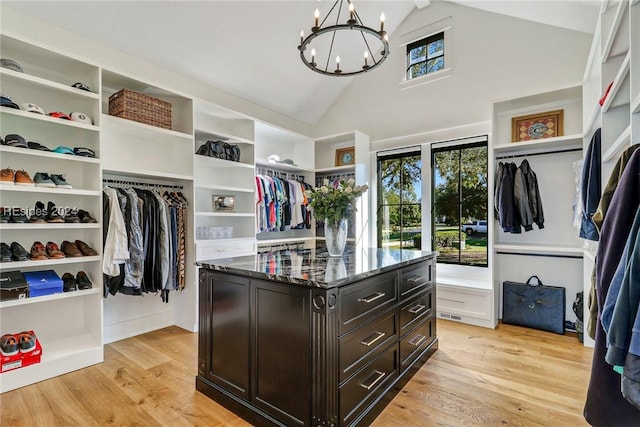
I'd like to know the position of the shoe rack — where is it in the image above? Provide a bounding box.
[0,34,103,392]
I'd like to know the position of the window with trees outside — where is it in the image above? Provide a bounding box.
[432,140,488,266]
[406,32,444,80]
[377,151,422,249]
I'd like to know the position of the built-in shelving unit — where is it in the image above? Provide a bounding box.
[490,83,585,333]
[0,33,103,393]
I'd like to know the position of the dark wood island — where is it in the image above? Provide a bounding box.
[196,248,438,427]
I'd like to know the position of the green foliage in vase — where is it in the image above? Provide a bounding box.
[305,178,368,226]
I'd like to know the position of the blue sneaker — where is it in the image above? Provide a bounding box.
[50,174,72,189]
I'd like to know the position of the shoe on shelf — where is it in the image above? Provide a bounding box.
[76,271,93,290]
[10,242,29,261]
[61,272,77,292]
[77,210,97,223]
[50,174,72,189]
[61,240,82,257]
[17,331,36,353]
[33,172,56,188]
[1,242,12,262]
[46,201,64,223]
[29,201,47,223]
[0,334,19,357]
[63,207,80,223]
[74,239,98,256]
[0,207,11,223]
[0,167,15,185]
[14,170,35,186]
[10,207,28,223]
[45,241,65,259]
[30,241,48,261]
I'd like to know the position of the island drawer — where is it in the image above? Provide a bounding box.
[399,288,433,336]
[339,271,397,335]
[340,344,399,426]
[339,311,397,383]
[400,317,435,371]
[400,260,433,298]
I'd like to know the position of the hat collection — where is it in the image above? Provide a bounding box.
[1,57,94,126]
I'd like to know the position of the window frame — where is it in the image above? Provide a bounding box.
[376,150,422,249]
[431,140,488,267]
[406,32,445,80]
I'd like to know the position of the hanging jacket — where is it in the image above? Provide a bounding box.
[497,162,521,233]
[579,128,601,241]
[584,148,640,426]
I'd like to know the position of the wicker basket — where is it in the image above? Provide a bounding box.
[109,88,172,129]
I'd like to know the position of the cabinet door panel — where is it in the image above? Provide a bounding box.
[252,280,311,426]
[205,272,250,399]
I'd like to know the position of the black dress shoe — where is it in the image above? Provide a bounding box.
[64,207,80,223]
[0,243,12,262]
[46,201,64,223]
[29,201,46,223]
[10,207,28,223]
[76,271,93,290]
[0,207,10,223]
[77,210,97,223]
[10,242,28,261]
[61,272,77,292]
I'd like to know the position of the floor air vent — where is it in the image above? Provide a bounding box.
[439,312,462,321]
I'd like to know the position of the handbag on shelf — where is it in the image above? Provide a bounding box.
[502,275,566,334]
[195,140,240,162]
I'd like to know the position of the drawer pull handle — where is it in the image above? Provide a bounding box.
[361,331,386,347]
[360,370,386,391]
[358,292,386,304]
[408,304,426,314]
[408,334,427,347]
[408,275,425,283]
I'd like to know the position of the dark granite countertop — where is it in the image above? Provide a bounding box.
[197,247,437,288]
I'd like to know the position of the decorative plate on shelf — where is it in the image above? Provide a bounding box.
[335,146,355,166]
[511,109,564,142]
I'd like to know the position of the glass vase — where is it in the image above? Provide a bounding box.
[324,218,348,257]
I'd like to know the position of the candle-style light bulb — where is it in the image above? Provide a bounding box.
[314,9,320,27]
[380,13,386,33]
[349,3,355,20]
[364,51,369,67]
[311,48,316,65]
[300,30,304,45]
[336,55,341,73]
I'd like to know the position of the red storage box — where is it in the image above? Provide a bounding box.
[1,330,42,373]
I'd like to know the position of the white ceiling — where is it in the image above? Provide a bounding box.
[4,1,601,125]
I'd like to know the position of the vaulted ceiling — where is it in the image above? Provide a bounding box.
[4,1,602,125]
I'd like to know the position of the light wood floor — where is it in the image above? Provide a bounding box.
[0,320,593,426]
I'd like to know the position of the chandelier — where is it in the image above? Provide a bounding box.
[298,0,389,77]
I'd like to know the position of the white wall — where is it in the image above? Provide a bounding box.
[313,1,593,144]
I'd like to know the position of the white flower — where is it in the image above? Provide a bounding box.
[347,178,355,186]
[361,184,369,192]
[354,185,361,192]
[304,190,312,197]
[321,185,329,193]
[345,187,353,194]
[323,179,329,186]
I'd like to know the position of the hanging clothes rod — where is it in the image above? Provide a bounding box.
[255,167,305,181]
[495,147,582,160]
[495,251,583,259]
[102,178,183,190]
[316,172,356,182]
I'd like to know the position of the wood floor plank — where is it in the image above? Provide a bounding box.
[0,321,594,426]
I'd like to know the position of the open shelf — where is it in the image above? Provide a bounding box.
[0,287,100,309]
[602,52,630,112]
[0,223,100,230]
[493,243,583,257]
[0,145,100,163]
[255,158,314,173]
[315,165,356,174]
[195,212,254,217]
[195,183,254,193]
[195,154,255,170]
[601,0,629,62]
[603,125,631,162]
[0,67,100,100]
[0,108,99,132]
[0,184,101,196]
[102,167,193,181]
[0,255,101,271]
[100,113,192,141]
[632,92,640,114]
[493,134,584,155]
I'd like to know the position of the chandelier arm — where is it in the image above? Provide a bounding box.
[319,0,341,28]
[325,28,339,73]
[359,29,378,65]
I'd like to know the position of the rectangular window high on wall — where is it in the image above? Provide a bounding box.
[406,32,444,80]
[377,150,422,249]
[432,139,488,266]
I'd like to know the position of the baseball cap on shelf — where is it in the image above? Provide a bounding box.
[52,146,75,155]
[28,141,51,151]
[280,159,298,166]
[0,58,24,73]
[20,103,45,115]
[73,147,95,158]
[71,82,91,92]
[70,112,93,125]
[48,111,71,120]
[1,94,20,109]
[4,134,28,148]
